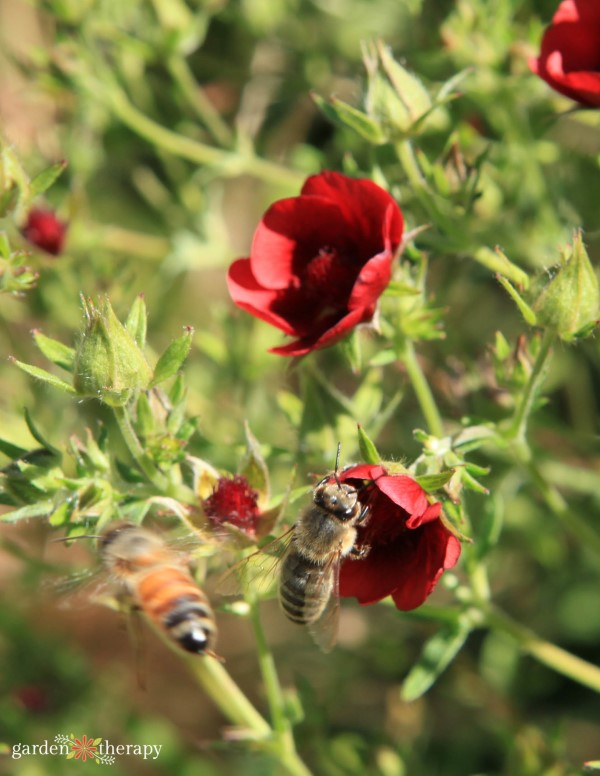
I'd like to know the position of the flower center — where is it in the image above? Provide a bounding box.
[301,246,354,306]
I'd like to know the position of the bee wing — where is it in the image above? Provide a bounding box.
[307,552,342,654]
[215,527,294,599]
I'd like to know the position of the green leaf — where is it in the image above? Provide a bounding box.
[401,619,472,701]
[150,327,193,387]
[29,160,67,197]
[11,358,77,394]
[312,92,386,145]
[0,501,54,522]
[0,232,11,259]
[497,275,537,325]
[414,471,454,492]
[135,392,156,438]
[239,421,270,502]
[125,294,147,348]
[0,438,28,459]
[32,330,75,371]
[383,280,420,297]
[357,424,380,465]
[24,408,60,453]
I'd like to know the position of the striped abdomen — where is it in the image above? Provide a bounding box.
[279,550,333,625]
[134,566,216,655]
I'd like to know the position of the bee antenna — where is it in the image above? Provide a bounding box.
[334,442,342,488]
[51,534,101,543]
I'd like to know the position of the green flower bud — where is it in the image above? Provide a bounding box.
[530,232,599,342]
[73,296,152,406]
[363,41,432,139]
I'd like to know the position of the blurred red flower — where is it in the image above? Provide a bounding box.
[203,475,260,536]
[22,208,67,256]
[227,171,403,356]
[337,464,461,610]
[529,0,600,107]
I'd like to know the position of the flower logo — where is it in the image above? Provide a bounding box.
[69,735,99,762]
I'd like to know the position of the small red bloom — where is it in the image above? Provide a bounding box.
[22,208,67,256]
[337,464,461,610]
[70,734,97,762]
[227,171,403,356]
[203,475,260,535]
[529,0,600,107]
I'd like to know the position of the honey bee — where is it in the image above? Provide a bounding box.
[99,521,217,657]
[278,468,370,651]
[220,452,370,652]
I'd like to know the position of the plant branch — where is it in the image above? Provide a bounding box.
[487,607,600,694]
[508,329,555,444]
[398,338,444,438]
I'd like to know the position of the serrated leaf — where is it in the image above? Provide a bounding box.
[414,471,454,492]
[312,92,387,144]
[0,501,54,522]
[32,330,75,371]
[12,359,77,394]
[401,619,472,701]
[150,327,193,387]
[125,295,147,348]
[357,424,380,465]
[29,160,67,197]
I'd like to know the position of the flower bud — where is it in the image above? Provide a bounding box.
[73,296,152,406]
[531,232,599,341]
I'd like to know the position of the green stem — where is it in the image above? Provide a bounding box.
[248,599,312,776]
[487,607,600,694]
[398,338,444,438]
[184,655,272,738]
[508,329,555,444]
[106,87,303,188]
[112,405,170,491]
[167,56,234,148]
[525,459,600,555]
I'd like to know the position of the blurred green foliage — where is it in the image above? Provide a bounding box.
[0,0,599,774]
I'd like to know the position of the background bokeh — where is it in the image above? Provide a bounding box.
[0,0,599,774]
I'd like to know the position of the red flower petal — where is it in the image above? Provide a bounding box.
[226,258,298,334]
[375,475,429,516]
[251,196,351,289]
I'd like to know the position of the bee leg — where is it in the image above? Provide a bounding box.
[349,543,371,559]
[358,505,370,524]
[205,649,225,663]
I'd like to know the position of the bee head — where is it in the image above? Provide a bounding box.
[313,479,359,521]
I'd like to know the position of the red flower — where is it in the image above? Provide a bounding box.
[22,208,67,256]
[227,171,403,356]
[529,0,600,107]
[337,464,461,610]
[203,475,260,536]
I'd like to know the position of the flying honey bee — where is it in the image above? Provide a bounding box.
[220,449,370,651]
[99,521,217,657]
